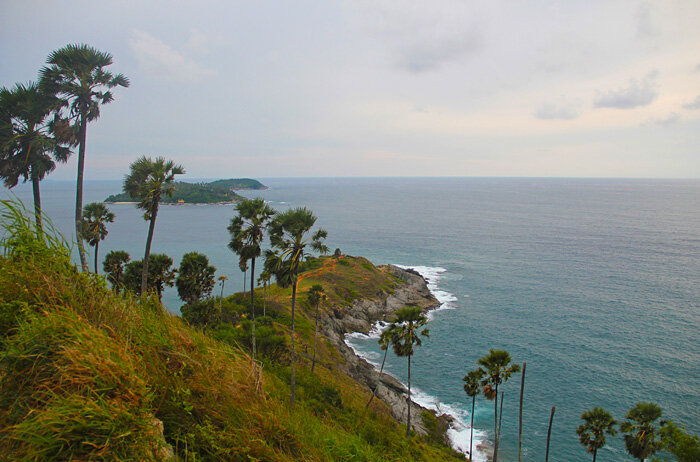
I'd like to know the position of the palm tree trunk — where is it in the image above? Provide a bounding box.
[470,395,475,461]
[545,406,556,462]
[250,257,256,360]
[31,175,42,232]
[243,268,246,293]
[519,362,526,462]
[263,281,267,317]
[493,383,500,462]
[592,448,597,462]
[290,279,297,406]
[75,112,88,272]
[498,392,504,441]
[311,299,319,373]
[94,241,99,274]
[141,206,158,296]
[406,352,412,438]
[366,347,389,408]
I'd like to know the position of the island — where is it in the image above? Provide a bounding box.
[104,178,268,204]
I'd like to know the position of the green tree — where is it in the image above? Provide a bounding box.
[176,252,216,305]
[227,197,276,360]
[0,82,71,231]
[576,407,618,462]
[123,156,184,296]
[40,44,128,270]
[103,250,130,294]
[81,202,114,274]
[265,207,327,405]
[621,402,665,461]
[386,306,430,438]
[257,270,271,317]
[463,369,483,461]
[475,349,520,462]
[122,253,175,299]
[659,420,700,462]
[307,284,326,373]
[366,324,399,409]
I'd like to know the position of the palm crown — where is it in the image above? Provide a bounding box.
[124,156,184,220]
[228,198,276,268]
[81,202,115,246]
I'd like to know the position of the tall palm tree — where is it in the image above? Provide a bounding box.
[307,284,326,373]
[258,269,271,316]
[621,402,665,461]
[476,349,521,462]
[366,324,400,409]
[386,306,430,438]
[576,407,618,462]
[228,198,276,361]
[0,82,71,231]
[40,44,128,270]
[123,156,184,296]
[463,369,483,460]
[265,207,327,406]
[81,202,115,274]
[103,250,130,293]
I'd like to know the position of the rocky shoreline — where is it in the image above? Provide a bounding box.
[318,264,449,437]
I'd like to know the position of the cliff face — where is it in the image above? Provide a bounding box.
[319,264,442,435]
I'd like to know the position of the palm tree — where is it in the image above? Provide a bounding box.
[621,402,664,461]
[307,284,326,373]
[81,202,115,273]
[40,44,128,270]
[123,156,184,296]
[0,82,71,231]
[228,198,276,360]
[463,369,483,460]
[366,324,400,409]
[386,306,430,438]
[576,407,617,462]
[476,349,521,462]
[217,275,228,315]
[265,207,327,405]
[176,252,216,305]
[103,250,130,293]
[258,270,271,316]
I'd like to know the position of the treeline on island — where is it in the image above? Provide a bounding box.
[104,178,268,204]
[2,43,699,461]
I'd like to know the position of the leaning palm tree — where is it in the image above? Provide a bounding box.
[228,198,276,360]
[366,324,400,409]
[307,284,326,373]
[387,306,430,438]
[576,407,617,462]
[476,349,521,462]
[40,44,128,270]
[0,82,71,230]
[123,156,184,296]
[81,202,115,273]
[463,369,483,460]
[265,207,327,405]
[621,402,665,461]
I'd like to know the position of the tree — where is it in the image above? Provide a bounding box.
[123,156,184,296]
[621,402,665,461]
[228,198,276,361]
[122,253,175,299]
[265,207,327,405]
[307,284,326,373]
[475,349,521,462]
[0,82,71,231]
[463,369,483,461]
[81,202,114,273]
[40,44,128,270]
[366,324,400,409]
[576,407,617,462]
[659,420,700,462]
[176,252,216,305]
[386,306,430,438]
[103,250,130,293]
[257,270,271,316]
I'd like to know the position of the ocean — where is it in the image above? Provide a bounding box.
[3,177,699,461]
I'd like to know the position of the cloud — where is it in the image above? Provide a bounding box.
[396,31,481,73]
[129,30,216,82]
[635,2,656,38]
[683,95,700,110]
[534,102,581,120]
[593,70,659,109]
[644,112,680,127]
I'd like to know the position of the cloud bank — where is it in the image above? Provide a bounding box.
[594,71,659,109]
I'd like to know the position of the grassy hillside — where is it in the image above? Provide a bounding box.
[0,204,462,461]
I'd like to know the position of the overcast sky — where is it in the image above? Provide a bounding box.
[2,0,699,179]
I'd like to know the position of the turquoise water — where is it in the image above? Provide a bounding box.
[4,177,699,461]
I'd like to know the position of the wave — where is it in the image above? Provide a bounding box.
[344,264,488,461]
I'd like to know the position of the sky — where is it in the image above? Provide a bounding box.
[1,0,699,179]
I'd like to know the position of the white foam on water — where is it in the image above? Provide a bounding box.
[343,264,489,461]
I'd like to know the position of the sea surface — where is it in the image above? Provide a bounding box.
[3,177,699,461]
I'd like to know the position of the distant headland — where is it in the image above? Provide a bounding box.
[104,178,268,204]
